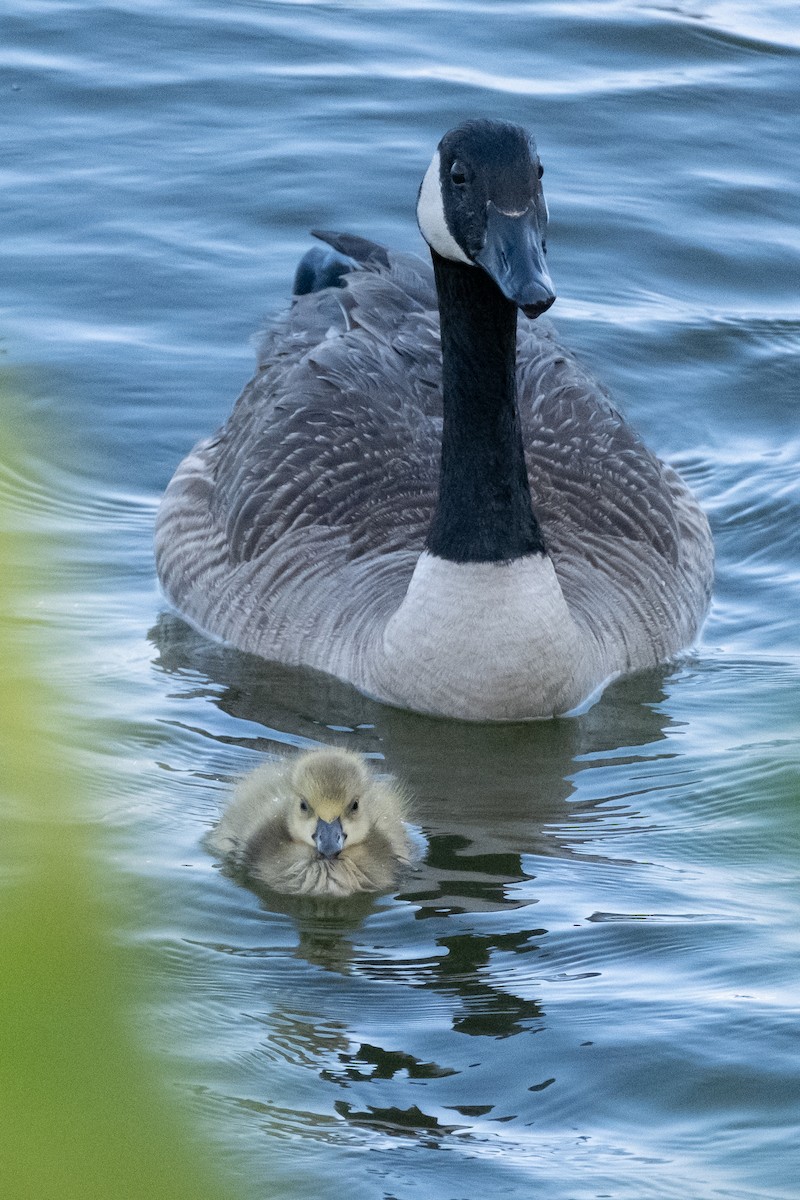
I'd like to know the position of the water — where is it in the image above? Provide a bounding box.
[3,1,800,1196]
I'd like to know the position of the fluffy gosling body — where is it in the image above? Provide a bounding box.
[208,748,414,897]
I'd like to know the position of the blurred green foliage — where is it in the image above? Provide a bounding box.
[0,412,238,1200]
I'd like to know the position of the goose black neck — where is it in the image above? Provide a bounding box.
[425,250,545,563]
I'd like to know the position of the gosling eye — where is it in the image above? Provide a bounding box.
[537,162,544,180]
[299,798,310,814]
[450,160,468,186]
[349,799,360,814]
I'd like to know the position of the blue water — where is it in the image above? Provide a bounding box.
[3,1,800,1196]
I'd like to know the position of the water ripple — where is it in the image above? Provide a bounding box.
[5,0,800,1196]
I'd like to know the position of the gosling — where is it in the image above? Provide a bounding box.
[207,747,415,897]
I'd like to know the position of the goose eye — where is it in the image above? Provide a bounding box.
[537,162,544,179]
[299,798,309,814]
[350,799,359,814]
[450,161,468,186]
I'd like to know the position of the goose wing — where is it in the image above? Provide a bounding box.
[214,249,442,567]
[155,242,444,660]
[516,321,681,561]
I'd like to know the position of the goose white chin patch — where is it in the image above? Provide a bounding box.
[417,151,471,264]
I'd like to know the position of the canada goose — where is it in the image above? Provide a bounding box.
[207,747,415,897]
[156,119,713,720]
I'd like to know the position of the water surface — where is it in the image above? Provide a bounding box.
[3,2,800,1196]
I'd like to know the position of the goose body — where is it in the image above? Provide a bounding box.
[156,120,713,720]
[208,748,415,896]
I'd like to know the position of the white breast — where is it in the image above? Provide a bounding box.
[366,551,608,720]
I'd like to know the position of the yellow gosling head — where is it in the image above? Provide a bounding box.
[283,748,381,860]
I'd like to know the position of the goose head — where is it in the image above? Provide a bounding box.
[416,118,555,319]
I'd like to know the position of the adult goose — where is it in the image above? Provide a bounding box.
[155,119,713,721]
